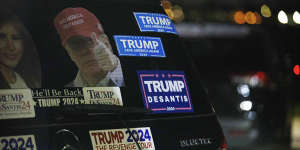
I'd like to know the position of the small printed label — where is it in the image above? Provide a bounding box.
[83,87,123,106]
[0,89,35,120]
[0,135,37,150]
[137,70,193,113]
[32,87,122,108]
[179,138,213,147]
[32,88,84,108]
[89,127,155,150]
[134,12,177,34]
[114,35,166,57]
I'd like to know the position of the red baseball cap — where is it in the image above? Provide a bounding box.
[54,7,104,46]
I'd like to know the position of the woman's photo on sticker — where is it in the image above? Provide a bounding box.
[0,9,41,89]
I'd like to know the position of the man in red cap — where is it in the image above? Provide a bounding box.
[54,7,124,87]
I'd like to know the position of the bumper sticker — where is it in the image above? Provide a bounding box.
[83,87,123,106]
[134,12,177,34]
[0,89,35,120]
[0,135,37,150]
[114,35,166,57]
[137,70,193,113]
[89,127,155,150]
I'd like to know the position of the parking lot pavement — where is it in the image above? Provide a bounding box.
[248,144,291,150]
[230,140,291,150]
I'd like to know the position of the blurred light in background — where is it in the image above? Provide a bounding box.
[254,12,262,24]
[233,11,262,24]
[234,10,246,24]
[278,10,288,24]
[161,0,174,19]
[245,11,257,24]
[256,72,266,81]
[175,23,250,38]
[165,9,175,20]
[247,111,257,120]
[237,84,250,97]
[172,5,185,22]
[250,72,266,87]
[291,117,300,149]
[294,65,300,75]
[161,0,184,23]
[293,11,300,24]
[231,72,267,87]
[260,4,272,18]
[249,75,259,87]
[291,105,300,149]
[240,100,253,111]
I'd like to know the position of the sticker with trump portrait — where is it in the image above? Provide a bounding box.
[53,7,125,87]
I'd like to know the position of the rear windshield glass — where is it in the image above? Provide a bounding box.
[0,0,214,118]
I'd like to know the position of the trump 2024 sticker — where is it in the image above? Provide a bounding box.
[89,127,155,150]
[133,12,178,34]
[0,135,37,150]
[137,70,193,113]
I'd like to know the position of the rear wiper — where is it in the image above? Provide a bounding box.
[55,104,149,150]
[57,104,152,116]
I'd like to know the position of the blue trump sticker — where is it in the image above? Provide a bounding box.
[137,70,193,113]
[134,12,178,34]
[114,35,166,57]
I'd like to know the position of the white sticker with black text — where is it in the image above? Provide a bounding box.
[89,127,155,150]
[83,87,123,106]
[0,89,35,120]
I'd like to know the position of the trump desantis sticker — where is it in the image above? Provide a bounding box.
[137,70,193,113]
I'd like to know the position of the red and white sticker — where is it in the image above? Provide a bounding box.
[0,135,37,150]
[89,127,155,150]
[0,89,35,120]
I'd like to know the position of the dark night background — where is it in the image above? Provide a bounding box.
[172,0,300,149]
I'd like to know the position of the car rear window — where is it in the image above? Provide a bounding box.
[0,0,214,120]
